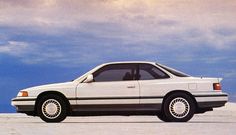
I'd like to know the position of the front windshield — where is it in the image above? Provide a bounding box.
[73,64,104,82]
[156,63,190,77]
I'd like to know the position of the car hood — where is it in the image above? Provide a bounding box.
[24,81,75,91]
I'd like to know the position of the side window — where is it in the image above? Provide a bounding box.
[139,64,169,80]
[93,64,136,82]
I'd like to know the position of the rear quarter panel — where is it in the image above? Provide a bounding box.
[139,77,220,104]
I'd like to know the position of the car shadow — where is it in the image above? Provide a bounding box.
[30,120,236,124]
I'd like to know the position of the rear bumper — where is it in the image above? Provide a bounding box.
[193,92,228,108]
[197,101,227,108]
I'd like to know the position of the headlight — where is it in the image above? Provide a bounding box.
[17,91,28,97]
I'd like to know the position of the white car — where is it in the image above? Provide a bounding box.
[12,61,228,122]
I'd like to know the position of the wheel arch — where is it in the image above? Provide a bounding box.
[35,91,71,115]
[161,90,198,111]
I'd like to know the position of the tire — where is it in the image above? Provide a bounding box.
[37,94,67,123]
[163,92,195,122]
[157,112,170,122]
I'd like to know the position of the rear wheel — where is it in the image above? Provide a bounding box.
[163,93,195,122]
[37,94,67,123]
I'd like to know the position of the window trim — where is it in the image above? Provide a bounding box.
[90,63,171,82]
[156,63,190,77]
[92,63,138,82]
[137,63,170,80]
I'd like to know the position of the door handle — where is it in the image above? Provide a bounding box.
[127,86,135,88]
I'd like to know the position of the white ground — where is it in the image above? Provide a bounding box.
[1,103,236,135]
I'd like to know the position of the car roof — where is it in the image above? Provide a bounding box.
[102,61,156,65]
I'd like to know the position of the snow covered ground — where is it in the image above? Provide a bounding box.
[0,103,236,135]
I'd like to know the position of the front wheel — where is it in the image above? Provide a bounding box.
[157,112,170,122]
[163,93,195,122]
[37,94,67,123]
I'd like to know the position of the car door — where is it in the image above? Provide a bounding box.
[76,63,139,105]
[138,63,170,104]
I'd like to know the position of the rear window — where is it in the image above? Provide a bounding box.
[138,64,170,80]
[156,63,190,77]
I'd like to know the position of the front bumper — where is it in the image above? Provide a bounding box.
[11,97,36,112]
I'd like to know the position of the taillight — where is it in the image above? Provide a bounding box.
[213,83,221,91]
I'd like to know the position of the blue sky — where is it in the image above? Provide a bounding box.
[0,0,236,112]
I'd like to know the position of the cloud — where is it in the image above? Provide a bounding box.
[0,0,236,66]
[0,0,236,46]
[0,41,30,56]
[223,71,236,78]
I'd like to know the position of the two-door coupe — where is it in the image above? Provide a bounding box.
[12,61,228,122]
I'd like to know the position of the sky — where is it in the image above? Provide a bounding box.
[0,0,236,112]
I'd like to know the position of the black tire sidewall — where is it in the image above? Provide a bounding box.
[163,93,195,122]
[157,112,171,122]
[37,94,67,123]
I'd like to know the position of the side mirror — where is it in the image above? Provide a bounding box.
[84,74,94,83]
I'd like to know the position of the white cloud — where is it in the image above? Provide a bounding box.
[0,41,30,56]
[223,71,236,78]
[0,0,235,49]
[0,0,236,66]
[200,57,228,64]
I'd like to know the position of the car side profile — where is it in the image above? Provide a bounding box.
[11,61,228,122]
